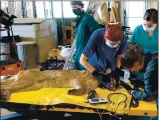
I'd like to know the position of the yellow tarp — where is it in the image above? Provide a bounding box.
[8,87,132,114]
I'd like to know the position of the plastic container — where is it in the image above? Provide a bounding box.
[16,41,37,69]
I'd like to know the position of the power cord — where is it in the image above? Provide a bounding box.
[96,107,107,120]
[95,92,128,120]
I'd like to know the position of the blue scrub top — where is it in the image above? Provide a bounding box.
[132,55,158,101]
[83,28,128,72]
[130,25,158,54]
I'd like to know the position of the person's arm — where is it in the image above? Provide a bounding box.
[130,59,158,101]
[80,54,95,73]
[116,55,122,68]
[116,34,128,68]
[80,29,98,72]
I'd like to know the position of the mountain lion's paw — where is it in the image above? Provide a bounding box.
[68,89,85,96]
[68,89,77,95]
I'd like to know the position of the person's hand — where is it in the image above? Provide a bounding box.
[92,70,118,90]
[92,69,109,82]
[92,69,107,76]
[111,67,124,77]
[92,70,110,81]
[129,78,145,89]
[120,80,133,92]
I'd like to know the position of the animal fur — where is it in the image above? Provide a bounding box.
[1,70,101,101]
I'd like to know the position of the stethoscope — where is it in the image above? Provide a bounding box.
[107,93,127,112]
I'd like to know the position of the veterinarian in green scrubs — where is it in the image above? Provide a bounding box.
[130,8,158,54]
[71,1,100,70]
[130,8,158,82]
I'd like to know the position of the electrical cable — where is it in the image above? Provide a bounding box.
[95,92,128,120]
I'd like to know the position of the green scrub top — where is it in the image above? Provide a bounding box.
[130,25,158,54]
[74,11,100,70]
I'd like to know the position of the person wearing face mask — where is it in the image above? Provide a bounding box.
[80,24,128,83]
[121,45,158,101]
[130,8,158,82]
[70,1,100,70]
[130,8,158,54]
[121,45,158,120]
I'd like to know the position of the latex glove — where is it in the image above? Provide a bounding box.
[92,70,118,90]
[129,78,145,89]
[92,70,110,81]
[120,80,133,92]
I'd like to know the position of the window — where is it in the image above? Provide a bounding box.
[44,1,52,18]
[6,2,14,15]
[82,1,89,11]
[63,1,76,18]
[125,1,145,31]
[1,1,8,12]
[127,18,143,30]
[13,1,22,18]
[26,1,33,18]
[1,1,22,18]
[52,1,62,18]
[35,1,45,18]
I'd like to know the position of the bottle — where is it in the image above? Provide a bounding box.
[124,70,130,83]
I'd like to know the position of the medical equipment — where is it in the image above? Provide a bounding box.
[88,98,107,104]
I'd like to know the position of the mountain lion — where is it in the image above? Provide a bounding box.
[1,70,117,101]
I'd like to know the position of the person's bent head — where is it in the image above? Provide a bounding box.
[71,1,84,16]
[143,8,158,32]
[104,23,123,48]
[121,45,144,71]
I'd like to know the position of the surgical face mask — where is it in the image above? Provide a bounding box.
[105,41,119,48]
[142,24,156,32]
[72,8,81,16]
